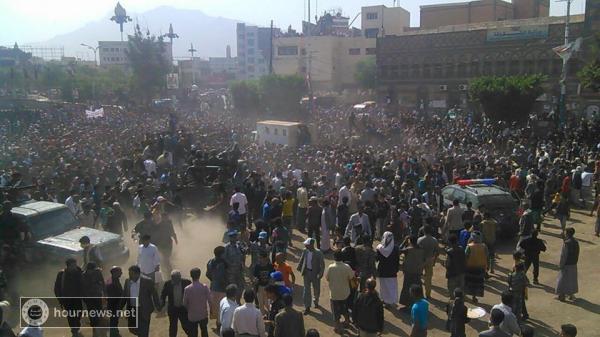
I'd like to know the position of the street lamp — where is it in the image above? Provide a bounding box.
[80,43,99,102]
[110,2,132,41]
[80,43,99,66]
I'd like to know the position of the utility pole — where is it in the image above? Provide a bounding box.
[188,43,197,85]
[558,0,573,126]
[269,20,274,74]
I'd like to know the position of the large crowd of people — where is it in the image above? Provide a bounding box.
[1,97,599,337]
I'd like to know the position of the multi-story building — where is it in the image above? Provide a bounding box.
[209,46,237,75]
[420,0,549,29]
[361,5,411,38]
[236,23,278,80]
[98,41,173,67]
[377,14,588,110]
[178,58,211,88]
[273,5,410,90]
[273,35,374,91]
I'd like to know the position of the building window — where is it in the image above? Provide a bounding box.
[274,128,278,135]
[411,64,420,78]
[423,64,432,78]
[434,63,443,78]
[509,60,520,75]
[278,46,298,56]
[301,48,306,55]
[247,39,255,45]
[457,63,467,77]
[400,64,408,78]
[282,129,287,136]
[482,61,492,75]
[470,61,480,77]
[265,127,270,134]
[390,65,399,79]
[248,65,255,72]
[248,48,255,55]
[366,48,376,55]
[446,63,455,78]
[496,61,506,75]
[248,57,255,63]
[349,48,361,55]
[115,48,119,52]
[365,28,379,38]
[103,48,109,52]
[366,12,378,20]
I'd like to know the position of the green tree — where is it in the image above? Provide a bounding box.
[469,74,547,124]
[259,74,306,116]
[355,57,377,90]
[126,24,170,107]
[229,80,260,113]
[578,32,600,92]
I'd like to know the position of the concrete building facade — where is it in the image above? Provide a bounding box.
[273,35,374,91]
[362,5,410,38]
[377,15,586,110]
[236,23,277,80]
[178,58,210,88]
[420,0,549,29]
[98,41,173,67]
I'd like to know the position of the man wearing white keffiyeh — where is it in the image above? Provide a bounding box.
[375,232,400,305]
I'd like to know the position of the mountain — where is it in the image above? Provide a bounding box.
[29,6,242,60]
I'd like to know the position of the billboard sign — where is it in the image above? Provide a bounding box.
[166,73,179,89]
[486,25,548,42]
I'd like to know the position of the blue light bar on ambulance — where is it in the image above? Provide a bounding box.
[457,178,496,187]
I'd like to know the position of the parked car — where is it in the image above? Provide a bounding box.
[441,181,521,238]
[11,201,129,265]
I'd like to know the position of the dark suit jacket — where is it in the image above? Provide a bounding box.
[160,279,192,312]
[274,307,305,337]
[123,277,160,319]
[106,277,125,310]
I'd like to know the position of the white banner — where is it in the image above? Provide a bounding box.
[85,107,104,118]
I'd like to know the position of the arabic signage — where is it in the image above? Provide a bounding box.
[166,73,179,90]
[486,25,548,42]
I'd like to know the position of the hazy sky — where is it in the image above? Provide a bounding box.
[0,0,587,45]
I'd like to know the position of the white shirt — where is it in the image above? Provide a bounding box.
[271,176,282,191]
[231,303,266,337]
[65,196,81,216]
[143,159,157,176]
[219,297,239,335]
[305,250,313,270]
[137,244,160,275]
[230,192,248,215]
[129,279,140,306]
[338,185,352,206]
[491,303,521,336]
[292,169,302,181]
[582,172,593,187]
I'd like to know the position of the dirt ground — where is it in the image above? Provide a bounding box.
[17,208,600,337]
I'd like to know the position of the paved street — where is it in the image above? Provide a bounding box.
[18,205,598,337]
[59,207,598,337]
